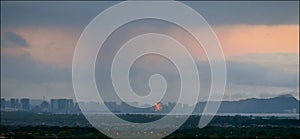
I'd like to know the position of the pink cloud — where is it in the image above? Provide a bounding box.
[213,25,299,56]
[2,27,81,68]
[1,24,298,68]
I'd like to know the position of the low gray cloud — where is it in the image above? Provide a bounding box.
[1,55,71,83]
[94,53,298,103]
[127,58,299,90]
[1,78,75,100]
[226,61,299,88]
[1,50,298,102]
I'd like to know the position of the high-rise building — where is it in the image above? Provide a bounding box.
[51,99,59,113]
[5,100,10,109]
[58,99,68,113]
[51,99,74,114]
[41,101,49,112]
[10,98,19,110]
[73,102,81,113]
[104,101,118,112]
[20,98,30,111]
[1,98,5,110]
[67,99,74,113]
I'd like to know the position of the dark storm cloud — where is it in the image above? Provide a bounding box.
[1,1,298,29]
[2,32,28,47]
[185,1,299,25]
[1,1,117,28]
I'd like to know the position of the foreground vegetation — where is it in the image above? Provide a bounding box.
[1,111,299,138]
[1,125,299,138]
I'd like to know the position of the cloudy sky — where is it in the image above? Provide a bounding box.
[1,1,299,104]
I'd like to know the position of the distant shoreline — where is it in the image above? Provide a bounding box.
[79,112,300,119]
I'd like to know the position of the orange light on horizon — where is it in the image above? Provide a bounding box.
[154,102,163,112]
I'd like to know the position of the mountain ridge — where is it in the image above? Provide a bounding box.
[194,94,299,114]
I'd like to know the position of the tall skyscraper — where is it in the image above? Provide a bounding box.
[41,100,49,112]
[0,98,5,110]
[10,98,19,110]
[51,99,74,114]
[67,99,74,113]
[20,98,30,111]
[51,99,59,113]
[58,99,68,113]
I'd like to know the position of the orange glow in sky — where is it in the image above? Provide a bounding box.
[214,25,299,56]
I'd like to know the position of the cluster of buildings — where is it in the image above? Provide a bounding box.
[1,98,195,114]
[80,101,193,113]
[1,98,30,111]
[0,98,80,114]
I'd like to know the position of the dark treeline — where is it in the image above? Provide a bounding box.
[1,111,299,127]
[1,111,299,138]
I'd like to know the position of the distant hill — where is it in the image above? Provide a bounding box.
[195,94,299,113]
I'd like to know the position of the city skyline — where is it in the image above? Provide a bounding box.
[1,93,299,104]
[1,93,298,115]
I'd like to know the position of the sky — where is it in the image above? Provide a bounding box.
[1,1,299,105]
